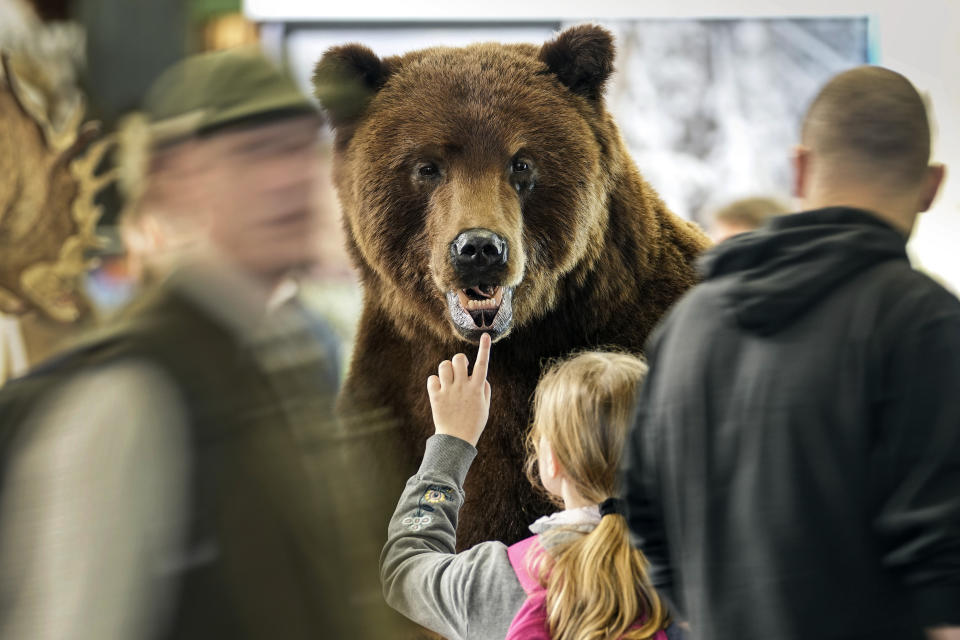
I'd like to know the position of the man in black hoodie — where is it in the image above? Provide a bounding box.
[623,66,959,640]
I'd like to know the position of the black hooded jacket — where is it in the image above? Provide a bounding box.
[623,207,960,640]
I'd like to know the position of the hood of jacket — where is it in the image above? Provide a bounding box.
[698,207,909,335]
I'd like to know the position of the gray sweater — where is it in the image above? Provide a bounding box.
[381,435,614,640]
[380,434,525,640]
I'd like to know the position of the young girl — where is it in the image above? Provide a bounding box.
[380,334,677,639]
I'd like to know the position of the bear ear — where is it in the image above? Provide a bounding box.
[313,44,391,129]
[539,24,615,101]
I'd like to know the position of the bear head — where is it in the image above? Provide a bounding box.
[314,25,620,344]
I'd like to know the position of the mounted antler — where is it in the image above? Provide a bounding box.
[0,52,115,322]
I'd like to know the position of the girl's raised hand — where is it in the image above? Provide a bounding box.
[426,332,492,447]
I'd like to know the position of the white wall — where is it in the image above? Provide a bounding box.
[283,26,556,98]
[247,0,960,292]
[870,2,960,294]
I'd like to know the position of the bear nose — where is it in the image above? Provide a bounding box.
[450,228,508,275]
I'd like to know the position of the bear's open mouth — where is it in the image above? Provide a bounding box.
[458,284,503,328]
[445,284,514,340]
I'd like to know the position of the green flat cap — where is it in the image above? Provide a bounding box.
[144,46,313,143]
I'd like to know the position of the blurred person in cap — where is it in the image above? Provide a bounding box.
[0,47,363,640]
[622,66,960,640]
[707,195,791,243]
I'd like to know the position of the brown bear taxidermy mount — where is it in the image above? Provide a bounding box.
[314,25,710,549]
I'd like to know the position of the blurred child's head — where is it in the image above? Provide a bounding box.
[526,351,648,504]
[709,195,790,242]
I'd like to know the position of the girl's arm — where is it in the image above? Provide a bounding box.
[379,335,526,640]
[380,435,524,639]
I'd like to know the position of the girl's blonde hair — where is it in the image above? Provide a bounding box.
[524,351,667,640]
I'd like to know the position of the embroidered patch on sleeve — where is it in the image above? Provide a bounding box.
[402,514,432,531]
[423,486,452,504]
[403,485,454,531]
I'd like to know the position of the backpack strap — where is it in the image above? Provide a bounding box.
[507,534,543,595]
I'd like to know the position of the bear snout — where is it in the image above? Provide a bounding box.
[443,228,516,341]
[449,228,508,282]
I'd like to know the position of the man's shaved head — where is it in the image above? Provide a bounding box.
[802,66,931,186]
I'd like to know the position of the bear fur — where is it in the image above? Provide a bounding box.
[314,25,710,549]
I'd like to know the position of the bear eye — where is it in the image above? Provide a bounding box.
[417,163,439,178]
[508,155,535,195]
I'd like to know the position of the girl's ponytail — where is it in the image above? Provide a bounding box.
[539,512,666,640]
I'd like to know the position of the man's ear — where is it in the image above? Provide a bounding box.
[918,162,946,212]
[539,24,615,101]
[312,44,392,130]
[792,145,811,200]
[139,214,167,253]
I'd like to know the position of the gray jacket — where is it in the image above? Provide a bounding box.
[380,434,524,640]
[381,435,614,640]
